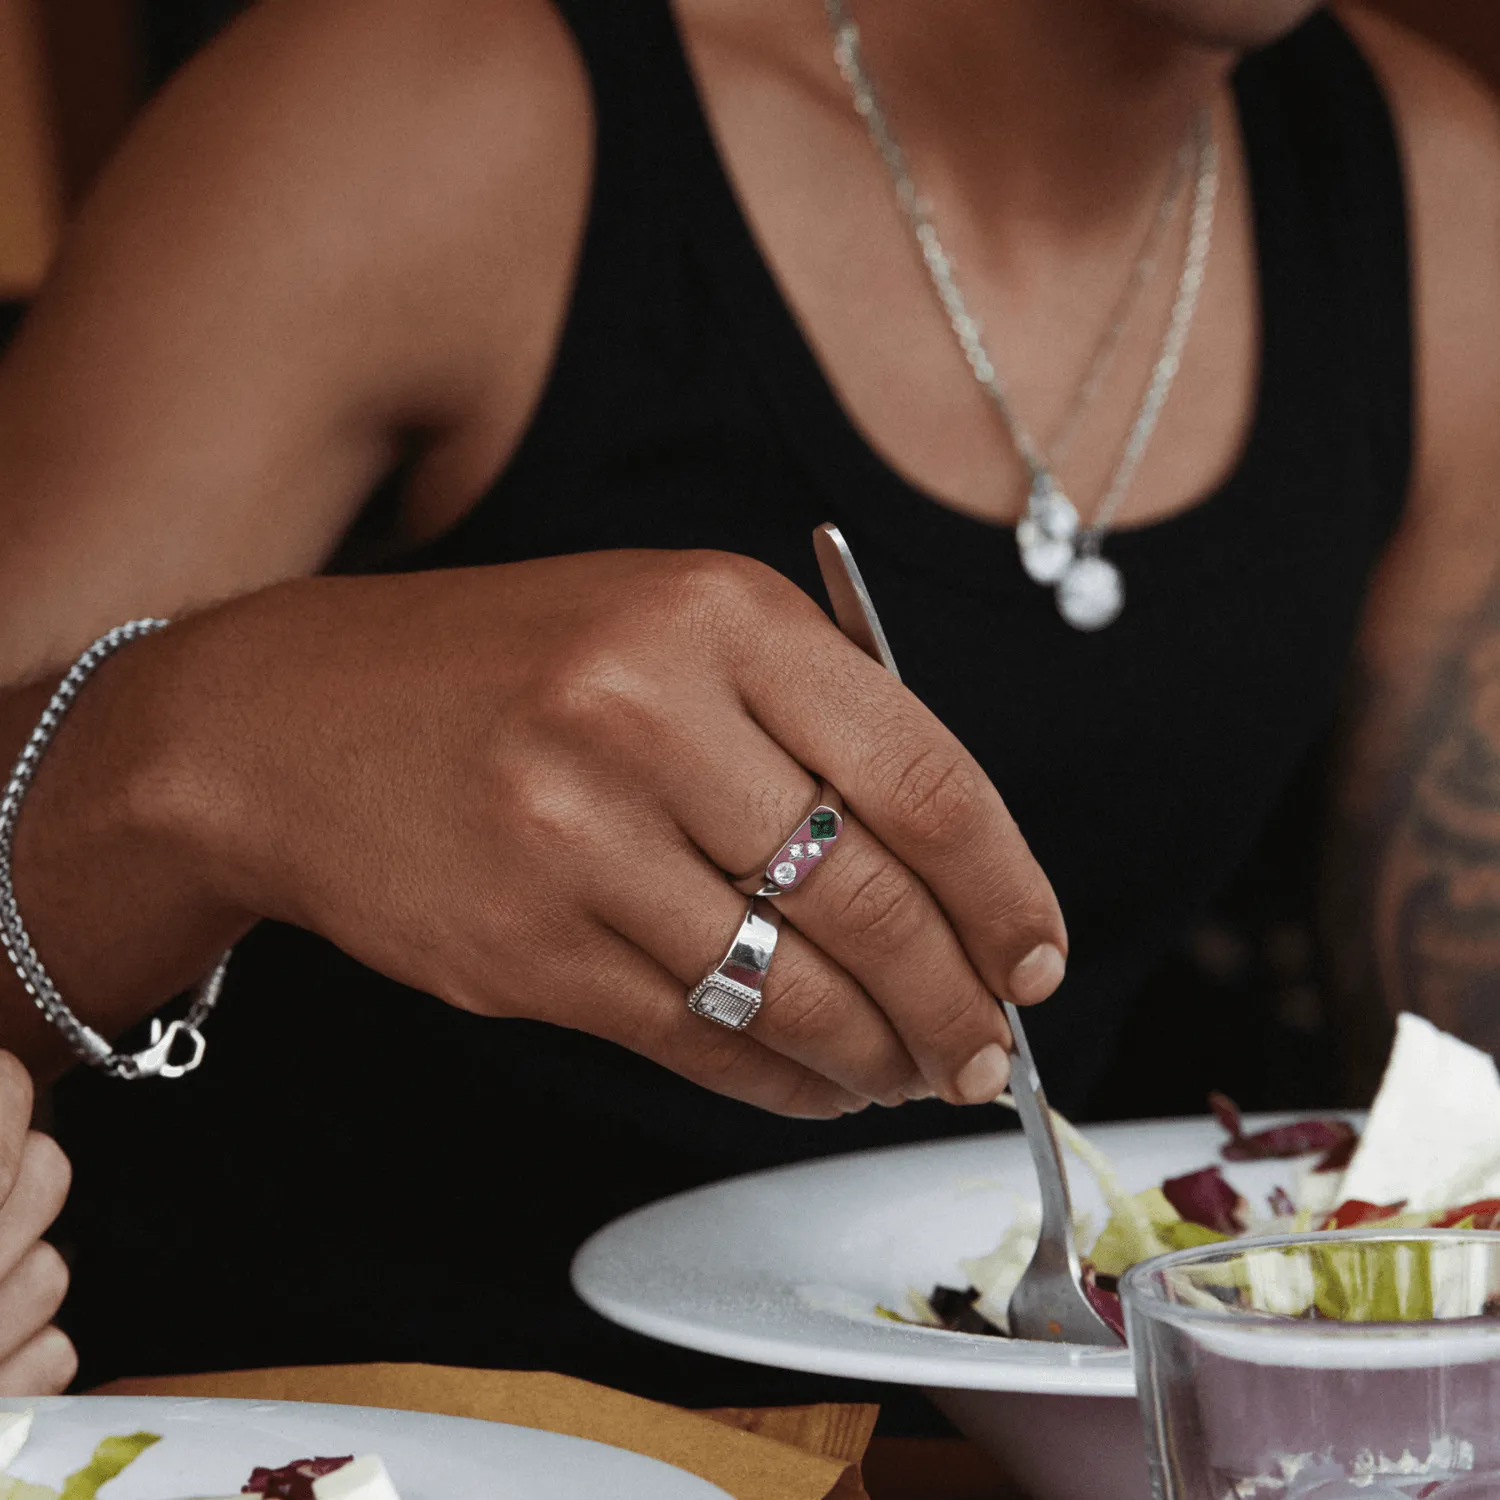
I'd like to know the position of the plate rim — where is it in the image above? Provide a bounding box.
[572,1111,1357,1397]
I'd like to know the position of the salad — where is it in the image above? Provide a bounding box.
[886,1013,1500,1340]
[0,1413,400,1500]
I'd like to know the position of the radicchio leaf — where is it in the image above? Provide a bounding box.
[243,1458,353,1499]
[1430,1198,1500,1230]
[926,1284,1005,1336]
[1322,1198,1406,1230]
[1082,1268,1127,1342]
[1210,1092,1358,1167]
[1162,1166,1246,1235]
[1268,1186,1296,1218]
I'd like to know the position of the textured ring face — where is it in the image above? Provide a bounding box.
[743,801,844,897]
[686,975,763,1031]
[687,899,782,1032]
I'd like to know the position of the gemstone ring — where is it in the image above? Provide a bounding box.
[732,783,844,898]
[687,897,782,1031]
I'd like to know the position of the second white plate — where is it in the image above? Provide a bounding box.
[0,1395,731,1499]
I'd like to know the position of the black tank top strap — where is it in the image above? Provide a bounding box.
[1233,11,1412,556]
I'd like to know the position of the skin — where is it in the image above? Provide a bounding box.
[0,0,1493,1246]
[0,1056,77,1396]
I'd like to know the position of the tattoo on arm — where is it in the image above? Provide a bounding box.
[1333,585,1500,1069]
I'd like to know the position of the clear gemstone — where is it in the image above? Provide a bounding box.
[773,861,799,886]
[806,841,821,858]
[787,843,804,860]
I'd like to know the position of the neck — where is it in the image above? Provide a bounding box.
[839,0,1233,243]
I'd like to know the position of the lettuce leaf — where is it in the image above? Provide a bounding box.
[58,1434,161,1500]
[1089,1187,1180,1278]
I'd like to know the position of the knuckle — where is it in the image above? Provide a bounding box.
[536,641,659,738]
[19,1135,70,1220]
[882,741,985,851]
[827,859,928,959]
[688,1028,753,1091]
[767,961,849,1046]
[496,760,592,851]
[918,984,994,1053]
[21,1242,69,1312]
[660,552,809,644]
[776,1076,849,1120]
[36,1328,78,1394]
[0,1058,32,1199]
[987,871,1062,947]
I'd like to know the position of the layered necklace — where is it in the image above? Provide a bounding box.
[825,0,1219,631]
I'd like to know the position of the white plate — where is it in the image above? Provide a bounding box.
[0,1396,731,1499]
[572,1113,1356,1397]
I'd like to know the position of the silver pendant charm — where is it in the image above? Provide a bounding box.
[1016,473,1079,585]
[1057,554,1125,631]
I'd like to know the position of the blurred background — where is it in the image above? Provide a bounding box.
[3,0,1500,304]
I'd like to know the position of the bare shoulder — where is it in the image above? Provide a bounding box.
[0,0,594,676]
[75,0,595,402]
[1333,8,1500,699]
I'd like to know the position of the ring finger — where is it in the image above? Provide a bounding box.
[598,841,925,1106]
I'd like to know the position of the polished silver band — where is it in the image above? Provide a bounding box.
[732,782,845,898]
[687,897,782,1031]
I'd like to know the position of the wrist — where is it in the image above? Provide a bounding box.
[2,618,254,1051]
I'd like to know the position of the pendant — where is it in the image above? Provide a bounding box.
[1057,554,1125,632]
[1016,472,1079,585]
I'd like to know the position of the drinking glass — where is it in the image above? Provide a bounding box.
[1120,1229,1500,1500]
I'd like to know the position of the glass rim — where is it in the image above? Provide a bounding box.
[1119,1226,1500,1335]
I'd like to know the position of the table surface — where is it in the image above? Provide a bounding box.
[862,1437,1024,1499]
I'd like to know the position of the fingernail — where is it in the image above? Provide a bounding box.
[903,1082,937,1102]
[955,1042,1011,1105]
[1010,943,1065,1005]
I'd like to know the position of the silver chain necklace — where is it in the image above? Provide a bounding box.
[826,0,1220,631]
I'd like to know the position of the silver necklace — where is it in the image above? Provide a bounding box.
[826,0,1220,631]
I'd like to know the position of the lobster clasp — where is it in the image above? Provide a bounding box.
[128,1019,208,1080]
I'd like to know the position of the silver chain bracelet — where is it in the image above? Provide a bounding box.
[0,619,230,1080]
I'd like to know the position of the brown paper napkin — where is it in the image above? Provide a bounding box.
[95,1364,876,1500]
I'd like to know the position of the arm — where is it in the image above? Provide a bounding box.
[0,0,1068,1112]
[0,0,591,1074]
[1325,10,1500,1089]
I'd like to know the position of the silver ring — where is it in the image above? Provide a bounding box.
[687,897,782,1031]
[732,782,845,898]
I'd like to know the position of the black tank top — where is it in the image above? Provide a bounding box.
[55,3,1410,1410]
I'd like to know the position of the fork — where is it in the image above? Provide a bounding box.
[812,522,1118,1346]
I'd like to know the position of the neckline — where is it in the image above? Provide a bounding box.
[652,1,1297,582]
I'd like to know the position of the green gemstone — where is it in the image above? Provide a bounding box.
[809,810,838,841]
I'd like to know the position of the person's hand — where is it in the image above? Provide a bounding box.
[157,550,1069,1118]
[0,1055,75,1394]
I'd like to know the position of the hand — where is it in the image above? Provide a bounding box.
[160,550,1069,1118]
[0,1055,75,1394]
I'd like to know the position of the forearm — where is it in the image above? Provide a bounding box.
[0,629,255,1082]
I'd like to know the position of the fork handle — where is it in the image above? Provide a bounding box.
[1002,999,1085,1275]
